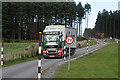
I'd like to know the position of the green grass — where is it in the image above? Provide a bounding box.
[53,43,118,78]
[4,43,37,54]
[2,42,39,67]
[81,41,97,48]
[104,39,115,43]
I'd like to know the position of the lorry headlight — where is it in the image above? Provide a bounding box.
[58,50,62,53]
[43,51,46,53]
[58,53,62,55]
[43,49,47,53]
[43,54,47,55]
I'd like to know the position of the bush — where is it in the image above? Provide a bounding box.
[3,38,12,43]
[14,39,20,42]
[77,37,87,41]
[77,43,81,48]
[3,38,20,43]
[21,54,25,60]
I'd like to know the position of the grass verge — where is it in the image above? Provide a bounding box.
[104,39,115,43]
[4,43,37,54]
[3,42,40,67]
[53,43,118,78]
[81,41,97,48]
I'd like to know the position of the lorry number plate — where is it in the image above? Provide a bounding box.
[50,55,54,57]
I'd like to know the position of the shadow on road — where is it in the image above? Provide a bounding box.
[44,57,63,59]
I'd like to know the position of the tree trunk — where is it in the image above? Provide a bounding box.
[114,19,115,38]
[61,18,62,24]
[11,16,15,39]
[18,17,22,40]
[118,17,120,38]
[79,20,81,36]
[106,18,107,38]
[110,16,111,37]
[70,19,72,27]
[102,22,104,34]
[65,17,67,27]
[118,16,119,38]
[32,16,34,22]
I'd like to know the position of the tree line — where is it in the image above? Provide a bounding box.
[95,9,120,38]
[83,28,96,39]
[2,2,91,40]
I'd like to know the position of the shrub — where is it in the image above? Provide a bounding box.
[21,54,25,60]
[3,38,12,43]
[3,38,20,43]
[77,43,81,48]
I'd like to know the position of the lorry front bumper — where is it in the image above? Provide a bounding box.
[43,53,63,58]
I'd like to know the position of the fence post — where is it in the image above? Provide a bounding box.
[1,40,3,79]
[38,32,42,80]
[1,40,3,67]
[97,39,98,47]
[64,40,66,60]
[87,40,88,53]
[68,45,70,71]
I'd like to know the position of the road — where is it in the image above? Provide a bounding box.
[1,40,109,79]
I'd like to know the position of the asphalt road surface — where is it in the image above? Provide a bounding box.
[1,39,109,79]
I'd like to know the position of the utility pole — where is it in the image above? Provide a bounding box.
[74,20,79,37]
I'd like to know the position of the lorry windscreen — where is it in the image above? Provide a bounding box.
[43,34,60,42]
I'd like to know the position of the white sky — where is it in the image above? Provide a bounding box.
[74,0,119,35]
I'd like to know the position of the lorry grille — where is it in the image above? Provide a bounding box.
[46,45,58,48]
[47,50,57,53]
[48,54,56,55]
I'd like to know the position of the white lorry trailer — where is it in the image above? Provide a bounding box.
[42,25,76,58]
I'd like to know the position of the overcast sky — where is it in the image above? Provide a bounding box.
[74,0,119,35]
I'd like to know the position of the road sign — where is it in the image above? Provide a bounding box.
[66,36,74,71]
[66,36,74,44]
[116,41,118,44]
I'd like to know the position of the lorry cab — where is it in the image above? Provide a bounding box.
[42,25,76,58]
